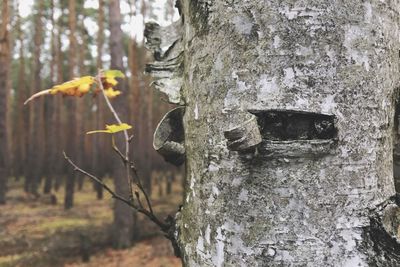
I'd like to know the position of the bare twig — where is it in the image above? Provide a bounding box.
[111,135,128,163]
[82,71,182,257]
[96,71,133,201]
[130,163,154,214]
[63,151,168,230]
[63,151,136,209]
[95,70,161,227]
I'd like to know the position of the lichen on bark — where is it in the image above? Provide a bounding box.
[175,0,400,266]
[147,0,400,266]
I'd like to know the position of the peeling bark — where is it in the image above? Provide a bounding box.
[149,0,400,265]
[145,20,184,104]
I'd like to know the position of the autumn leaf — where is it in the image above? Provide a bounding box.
[103,70,125,79]
[24,70,125,105]
[49,76,95,96]
[86,123,132,135]
[104,88,122,99]
[24,76,95,104]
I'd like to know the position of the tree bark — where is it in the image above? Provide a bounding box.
[43,0,56,195]
[162,1,400,266]
[14,0,27,181]
[0,0,10,204]
[109,0,135,248]
[64,0,78,210]
[26,0,45,197]
[93,0,105,200]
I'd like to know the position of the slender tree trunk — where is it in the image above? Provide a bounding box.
[64,0,78,210]
[0,0,10,204]
[109,0,135,248]
[43,0,56,195]
[93,0,105,199]
[5,1,13,181]
[15,0,27,183]
[76,4,88,192]
[54,1,65,192]
[148,1,400,266]
[26,0,45,197]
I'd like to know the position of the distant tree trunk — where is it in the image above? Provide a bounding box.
[0,0,10,204]
[109,0,135,248]
[144,76,153,194]
[54,0,65,193]
[64,0,78,210]
[26,0,45,197]
[76,3,88,192]
[43,0,56,195]
[166,171,173,195]
[5,1,13,180]
[14,0,28,183]
[93,0,105,200]
[128,38,140,165]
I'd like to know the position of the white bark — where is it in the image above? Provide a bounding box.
[149,0,400,266]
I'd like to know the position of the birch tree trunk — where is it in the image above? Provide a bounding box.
[150,0,400,266]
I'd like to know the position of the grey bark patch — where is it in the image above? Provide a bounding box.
[224,113,262,152]
[176,0,400,266]
[145,20,184,104]
[153,107,185,166]
[188,0,211,35]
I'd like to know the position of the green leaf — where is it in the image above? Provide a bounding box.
[103,70,125,79]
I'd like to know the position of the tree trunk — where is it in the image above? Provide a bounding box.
[64,0,78,210]
[109,0,135,248]
[92,0,105,200]
[149,1,400,266]
[14,0,27,181]
[43,0,56,195]
[26,0,45,197]
[0,0,10,204]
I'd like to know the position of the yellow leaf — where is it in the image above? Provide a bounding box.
[103,70,125,79]
[86,123,132,135]
[106,123,132,133]
[78,83,91,94]
[104,88,121,99]
[25,76,95,104]
[105,77,118,86]
[50,76,94,95]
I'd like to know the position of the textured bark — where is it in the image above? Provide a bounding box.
[54,2,65,192]
[93,0,105,200]
[0,0,10,204]
[172,0,400,266]
[26,0,45,197]
[43,0,56,195]
[109,0,135,248]
[64,0,78,210]
[14,2,27,180]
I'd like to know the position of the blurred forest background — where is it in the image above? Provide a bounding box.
[0,0,183,266]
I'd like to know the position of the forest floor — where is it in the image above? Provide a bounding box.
[0,175,183,267]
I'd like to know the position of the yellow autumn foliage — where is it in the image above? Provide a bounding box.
[86,123,132,135]
[24,70,124,105]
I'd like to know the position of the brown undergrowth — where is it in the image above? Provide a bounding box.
[0,173,182,267]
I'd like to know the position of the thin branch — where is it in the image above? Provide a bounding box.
[96,71,133,201]
[111,135,128,163]
[63,151,168,230]
[130,162,154,214]
[63,151,135,209]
